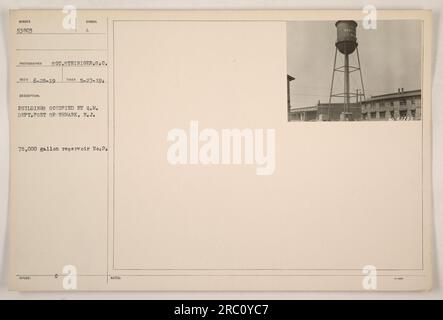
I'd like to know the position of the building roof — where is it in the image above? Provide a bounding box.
[290,106,317,112]
[317,102,360,108]
[290,102,360,113]
[364,89,421,103]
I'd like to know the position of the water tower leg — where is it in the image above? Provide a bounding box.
[328,47,338,121]
[344,53,350,113]
[356,47,366,100]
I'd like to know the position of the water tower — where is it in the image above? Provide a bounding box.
[328,20,366,121]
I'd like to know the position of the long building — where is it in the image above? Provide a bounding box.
[289,102,361,121]
[288,88,421,121]
[361,89,421,121]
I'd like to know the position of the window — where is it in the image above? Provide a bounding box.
[411,109,416,118]
[390,101,394,107]
[400,99,406,106]
[379,111,386,119]
[411,99,416,105]
[370,112,376,119]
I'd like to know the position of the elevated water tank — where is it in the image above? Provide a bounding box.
[335,20,358,55]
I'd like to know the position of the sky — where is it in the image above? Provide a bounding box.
[286,20,422,109]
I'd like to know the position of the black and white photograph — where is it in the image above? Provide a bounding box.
[287,20,422,121]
